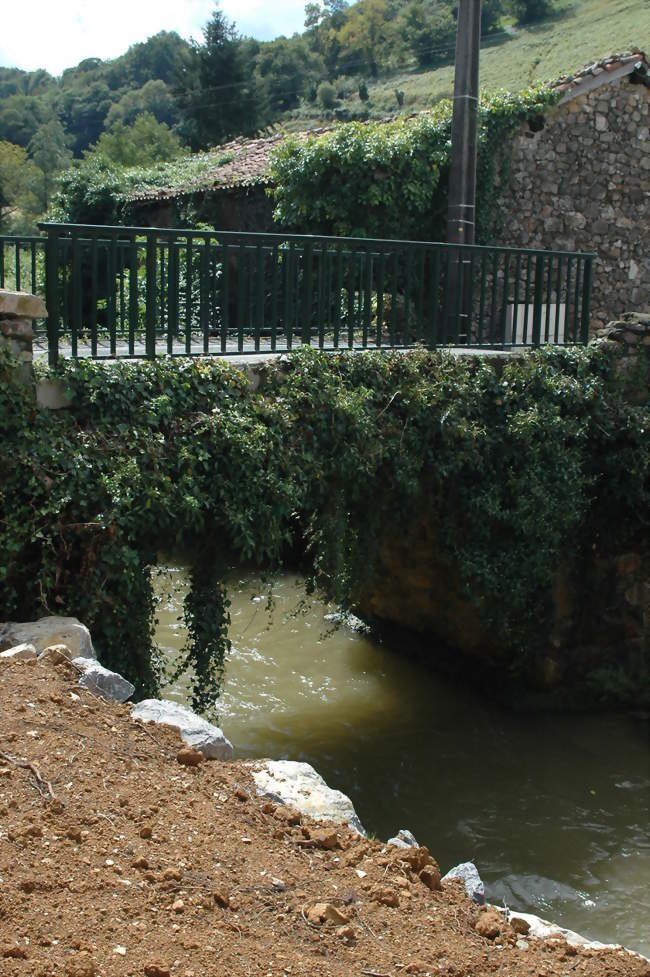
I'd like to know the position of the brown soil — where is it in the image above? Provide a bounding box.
[1,657,648,977]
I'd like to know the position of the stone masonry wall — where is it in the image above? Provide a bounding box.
[495,76,649,333]
[0,289,45,389]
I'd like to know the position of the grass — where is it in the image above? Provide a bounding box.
[283,0,648,124]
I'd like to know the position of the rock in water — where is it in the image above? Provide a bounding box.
[247,759,365,835]
[442,862,485,905]
[131,699,234,760]
[72,658,135,703]
[0,617,96,660]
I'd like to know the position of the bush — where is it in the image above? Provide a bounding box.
[317,81,337,110]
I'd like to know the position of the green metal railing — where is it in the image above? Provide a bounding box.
[0,234,47,330]
[8,223,595,363]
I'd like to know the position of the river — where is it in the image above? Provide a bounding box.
[153,565,650,957]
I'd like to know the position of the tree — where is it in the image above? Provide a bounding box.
[0,94,48,147]
[175,9,261,150]
[59,80,116,156]
[105,80,180,129]
[337,0,394,77]
[317,80,337,109]
[398,2,457,69]
[86,113,184,167]
[256,37,323,115]
[0,141,27,227]
[28,119,73,211]
[511,0,554,24]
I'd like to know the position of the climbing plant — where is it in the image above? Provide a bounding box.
[268,85,560,242]
[0,341,647,712]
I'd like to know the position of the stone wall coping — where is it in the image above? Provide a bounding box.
[0,289,47,319]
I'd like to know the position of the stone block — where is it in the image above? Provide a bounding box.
[37,378,73,410]
[73,657,135,703]
[0,642,37,662]
[0,289,47,319]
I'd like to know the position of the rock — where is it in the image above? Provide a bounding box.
[248,760,365,835]
[0,617,96,660]
[387,828,419,849]
[370,886,400,907]
[176,746,203,767]
[64,952,97,977]
[171,899,184,913]
[144,965,171,977]
[213,889,230,908]
[72,657,135,703]
[418,865,442,891]
[131,699,234,760]
[494,907,637,953]
[0,642,37,661]
[442,862,486,905]
[475,909,503,940]
[38,643,74,664]
[306,902,349,925]
[2,945,28,959]
[510,915,531,935]
[335,924,359,943]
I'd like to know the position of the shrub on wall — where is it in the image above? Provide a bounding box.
[268,85,560,241]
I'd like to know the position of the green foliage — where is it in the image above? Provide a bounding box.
[269,85,560,240]
[317,81,338,110]
[512,0,555,24]
[396,1,457,69]
[86,113,184,168]
[1,345,647,712]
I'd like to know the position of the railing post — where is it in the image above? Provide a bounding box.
[44,227,59,367]
[580,256,593,344]
[301,240,313,346]
[532,253,544,347]
[145,232,157,359]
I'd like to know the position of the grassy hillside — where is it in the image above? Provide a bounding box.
[283,0,648,126]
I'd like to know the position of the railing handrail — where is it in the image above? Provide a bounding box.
[0,234,46,244]
[38,223,597,262]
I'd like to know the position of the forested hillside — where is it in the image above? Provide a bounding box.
[0,0,645,232]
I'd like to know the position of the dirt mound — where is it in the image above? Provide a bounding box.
[1,657,648,977]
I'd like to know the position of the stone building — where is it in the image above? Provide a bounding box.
[496,51,649,331]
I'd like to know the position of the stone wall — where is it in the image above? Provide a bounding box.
[0,289,44,388]
[495,76,649,333]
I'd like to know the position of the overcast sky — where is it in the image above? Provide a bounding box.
[0,0,308,75]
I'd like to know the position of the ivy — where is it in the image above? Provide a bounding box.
[0,342,647,712]
[268,85,561,242]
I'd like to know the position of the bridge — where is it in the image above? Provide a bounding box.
[0,223,595,364]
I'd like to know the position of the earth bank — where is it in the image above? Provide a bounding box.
[1,644,648,977]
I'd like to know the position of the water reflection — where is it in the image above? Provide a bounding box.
[154,565,650,956]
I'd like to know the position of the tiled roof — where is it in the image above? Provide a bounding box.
[553,48,648,99]
[128,127,333,204]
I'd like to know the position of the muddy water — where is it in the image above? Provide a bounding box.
[154,566,650,956]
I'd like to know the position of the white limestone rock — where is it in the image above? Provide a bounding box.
[0,617,96,661]
[443,861,486,905]
[0,642,37,662]
[131,699,234,760]
[387,828,419,849]
[495,907,648,959]
[72,657,135,703]
[248,759,365,835]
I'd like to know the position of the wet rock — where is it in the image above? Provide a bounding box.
[387,828,419,849]
[248,759,365,834]
[0,617,96,660]
[442,861,485,905]
[0,642,37,661]
[131,699,234,760]
[72,657,135,703]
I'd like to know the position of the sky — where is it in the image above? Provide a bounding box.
[0,0,308,75]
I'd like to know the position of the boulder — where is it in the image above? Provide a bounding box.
[387,828,419,849]
[248,759,365,835]
[131,699,234,760]
[442,861,486,905]
[0,617,95,661]
[0,642,37,662]
[72,657,135,703]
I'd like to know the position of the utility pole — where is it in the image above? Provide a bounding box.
[446,0,481,340]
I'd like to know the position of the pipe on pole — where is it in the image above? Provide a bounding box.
[446,0,482,339]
